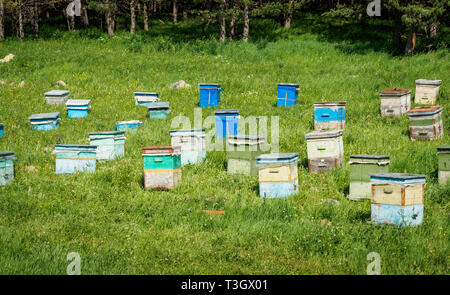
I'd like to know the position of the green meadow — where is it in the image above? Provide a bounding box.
[0,16,449,274]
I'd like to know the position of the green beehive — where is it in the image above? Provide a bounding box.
[348,155,390,201]
[226,135,265,176]
[437,146,450,184]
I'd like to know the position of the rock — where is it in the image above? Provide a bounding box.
[56,80,67,87]
[0,80,5,85]
[9,82,14,87]
[44,146,52,152]
[322,199,340,205]
[18,81,25,88]
[25,166,38,173]
[170,80,191,89]
[0,54,15,63]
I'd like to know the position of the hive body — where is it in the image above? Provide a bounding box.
[54,145,97,174]
[214,109,239,140]
[135,92,159,106]
[200,83,222,108]
[115,120,143,133]
[313,102,346,131]
[142,146,181,190]
[305,130,344,173]
[147,102,170,119]
[0,151,17,186]
[227,135,265,176]
[379,88,411,117]
[277,83,299,107]
[415,79,442,105]
[170,129,206,165]
[28,112,60,131]
[407,106,444,141]
[66,99,90,118]
[89,131,126,160]
[45,90,70,105]
[437,147,450,184]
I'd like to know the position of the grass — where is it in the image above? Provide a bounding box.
[0,16,449,274]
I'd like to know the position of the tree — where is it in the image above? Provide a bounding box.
[0,0,5,40]
[88,0,117,35]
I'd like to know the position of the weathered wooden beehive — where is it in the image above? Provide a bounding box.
[200,83,223,108]
[53,145,97,174]
[45,90,70,105]
[134,92,159,105]
[277,83,299,107]
[379,88,411,117]
[0,123,4,138]
[214,109,239,140]
[256,153,299,198]
[88,131,126,160]
[305,130,344,173]
[66,99,90,118]
[227,135,265,176]
[437,146,450,185]
[313,102,346,131]
[348,155,390,201]
[415,79,442,105]
[147,101,170,119]
[370,173,426,227]
[115,120,143,132]
[0,151,17,186]
[407,106,444,141]
[170,129,206,165]
[142,146,181,190]
[28,112,60,131]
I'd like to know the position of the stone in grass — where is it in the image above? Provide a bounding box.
[18,81,25,88]
[0,54,15,63]
[170,80,191,89]
[322,199,340,205]
[26,166,38,172]
[56,80,67,87]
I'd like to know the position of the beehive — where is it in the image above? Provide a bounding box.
[277,83,299,107]
[88,131,126,160]
[227,135,265,176]
[415,79,442,105]
[53,145,97,174]
[0,123,4,138]
[66,99,90,118]
[313,102,346,131]
[142,146,181,190]
[437,146,450,184]
[0,151,17,186]
[407,106,444,141]
[379,88,411,117]
[256,153,299,198]
[305,130,344,173]
[348,155,390,201]
[147,101,170,119]
[115,120,143,132]
[45,90,70,105]
[200,83,223,108]
[134,92,159,105]
[170,129,206,165]
[370,173,426,226]
[214,109,239,140]
[28,112,60,131]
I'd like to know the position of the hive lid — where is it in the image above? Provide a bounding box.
[28,112,60,120]
[170,128,206,134]
[350,155,390,160]
[214,109,239,114]
[277,83,299,87]
[313,101,347,107]
[89,131,125,136]
[199,83,221,86]
[66,99,90,106]
[0,151,15,157]
[116,120,143,125]
[134,92,159,95]
[227,135,265,141]
[407,106,443,116]
[369,173,426,180]
[415,79,442,86]
[54,144,97,150]
[379,88,411,96]
[437,146,450,152]
[147,101,169,109]
[45,90,70,96]
[305,130,343,139]
[256,153,298,161]
[0,123,4,127]
[142,146,181,155]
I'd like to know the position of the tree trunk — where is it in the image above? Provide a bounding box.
[229,10,235,41]
[430,23,438,37]
[243,3,249,42]
[106,10,115,36]
[82,7,89,27]
[143,3,149,31]
[284,0,293,29]
[32,0,39,37]
[219,0,226,42]
[392,13,402,50]
[0,0,5,40]
[46,10,50,19]
[130,0,136,34]
[182,1,188,21]
[405,27,417,55]
[17,3,24,41]
[173,0,177,24]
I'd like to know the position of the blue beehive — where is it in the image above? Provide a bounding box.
[115,120,144,132]
[66,99,91,118]
[256,153,299,198]
[277,83,299,107]
[313,102,347,131]
[214,109,239,140]
[135,92,159,106]
[53,145,97,174]
[28,112,60,131]
[0,124,4,138]
[200,83,223,108]
[0,151,17,186]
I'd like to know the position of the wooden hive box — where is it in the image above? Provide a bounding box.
[214,109,239,140]
[170,129,206,165]
[200,83,223,108]
[227,135,265,176]
[379,88,411,117]
[313,102,346,131]
[28,112,60,131]
[66,99,90,118]
[53,145,97,174]
[147,101,170,119]
[407,106,444,141]
[256,153,299,198]
[134,92,159,106]
[370,173,426,226]
[142,146,181,190]
[437,146,450,184]
[415,79,442,105]
[115,120,143,133]
[305,130,344,173]
[89,131,126,160]
[45,90,70,105]
[0,123,4,138]
[348,155,390,201]
[0,151,17,186]
[277,83,299,107]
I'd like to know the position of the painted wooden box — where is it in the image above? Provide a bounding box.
[277,83,299,107]
[53,145,97,174]
[313,102,346,131]
[214,109,239,140]
[227,135,265,176]
[379,88,411,117]
[437,146,450,184]
[305,130,344,173]
[135,92,159,106]
[370,173,426,227]
[257,153,299,198]
[115,120,143,132]
[89,131,126,160]
[200,83,223,108]
[415,79,442,105]
[28,112,60,131]
[170,129,206,165]
[407,106,444,141]
[0,123,4,138]
[45,90,70,105]
[147,101,170,119]
[348,155,390,201]
[142,146,181,190]
[0,151,17,186]
[66,99,90,118]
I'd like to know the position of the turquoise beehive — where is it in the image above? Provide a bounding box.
[0,151,17,186]
[28,112,60,131]
[53,145,97,174]
[89,131,126,160]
